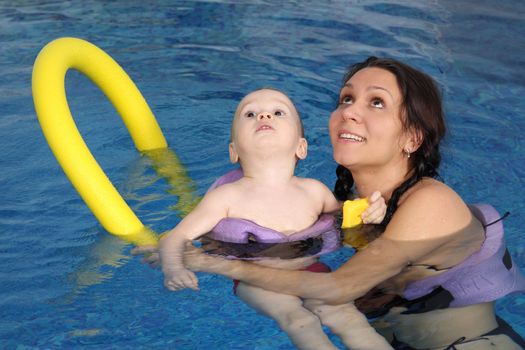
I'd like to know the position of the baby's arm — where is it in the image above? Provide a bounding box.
[160,187,229,291]
[307,179,341,214]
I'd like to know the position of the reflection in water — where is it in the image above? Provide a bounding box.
[68,233,129,289]
[144,148,201,217]
[66,147,201,294]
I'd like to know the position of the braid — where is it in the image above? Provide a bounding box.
[379,174,420,228]
[334,165,354,201]
[334,144,442,226]
[379,148,441,228]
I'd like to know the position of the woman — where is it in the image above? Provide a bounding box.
[136,57,525,349]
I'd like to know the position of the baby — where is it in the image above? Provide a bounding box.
[160,88,392,350]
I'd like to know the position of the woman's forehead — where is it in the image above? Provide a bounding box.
[345,68,399,91]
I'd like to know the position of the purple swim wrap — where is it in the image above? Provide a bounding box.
[206,167,243,193]
[404,203,525,307]
[208,214,340,256]
[203,168,341,259]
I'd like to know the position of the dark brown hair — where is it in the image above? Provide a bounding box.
[334,57,446,227]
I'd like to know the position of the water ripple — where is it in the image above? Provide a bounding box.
[1,0,524,347]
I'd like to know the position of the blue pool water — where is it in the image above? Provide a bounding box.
[1,1,524,349]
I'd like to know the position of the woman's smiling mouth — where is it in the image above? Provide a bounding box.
[338,132,365,142]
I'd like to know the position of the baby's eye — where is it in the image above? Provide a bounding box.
[371,98,384,108]
[274,109,285,117]
[340,95,353,105]
[245,111,256,118]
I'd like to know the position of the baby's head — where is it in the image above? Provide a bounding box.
[229,88,307,165]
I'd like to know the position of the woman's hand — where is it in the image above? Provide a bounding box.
[183,244,229,273]
[131,242,225,273]
[131,245,161,268]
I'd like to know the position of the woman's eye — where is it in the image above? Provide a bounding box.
[245,111,256,118]
[371,98,384,108]
[340,95,353,104]
[274,110,285,117]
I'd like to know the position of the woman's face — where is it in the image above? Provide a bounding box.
[329,67,409,171]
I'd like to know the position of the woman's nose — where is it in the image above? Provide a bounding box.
[341,104,362,123]
[257,112,273,120]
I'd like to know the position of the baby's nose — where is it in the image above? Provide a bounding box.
[257,112,273,120]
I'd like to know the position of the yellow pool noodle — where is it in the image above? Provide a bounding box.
[32,37,167,245]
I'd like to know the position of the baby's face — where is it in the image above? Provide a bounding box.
[230,89,305,163]
[232,89,302,146]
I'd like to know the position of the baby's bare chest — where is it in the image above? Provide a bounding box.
[227,188,321,233]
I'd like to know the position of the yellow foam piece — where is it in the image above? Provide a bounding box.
[341,198,369,228]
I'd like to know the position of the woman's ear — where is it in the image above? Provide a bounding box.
[229,142,239,163]
[296,138,308,160]
[404,129,423,154]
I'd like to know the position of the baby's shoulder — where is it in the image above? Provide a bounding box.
[294,176,331,193]
[204,180,244,202]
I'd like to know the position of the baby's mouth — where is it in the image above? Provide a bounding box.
[256,124,274,132]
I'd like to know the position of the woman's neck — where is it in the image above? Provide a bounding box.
[351,161,411,201]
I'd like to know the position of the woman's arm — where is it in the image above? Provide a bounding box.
[185,180,472,304]
[185,236,408,303]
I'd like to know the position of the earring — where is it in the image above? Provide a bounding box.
[404,148,411,158]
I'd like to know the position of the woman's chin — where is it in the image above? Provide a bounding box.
[333,154,359,169]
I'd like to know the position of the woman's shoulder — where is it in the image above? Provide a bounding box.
[384,178,472,241]
[407,178,467,208]
[401,177,460,202]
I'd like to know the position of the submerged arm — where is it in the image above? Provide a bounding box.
[186,182,470,304]
[187,235,408,303]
